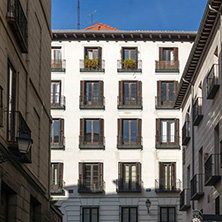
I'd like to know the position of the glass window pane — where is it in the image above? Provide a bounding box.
[131,50,136,61]
[87,50,93,59]
[163,50,167,61]
[123,83,130,100]
[169,208,175,222]
[92,208,98,222]
[85,165,91,188]
[130,208,137,222]
[123,165,130,189]
[161,120,167,142]
[169,120,175,142]
[55,50,61,60]
[93,165,98,189]
[131,83,137,100]
[93,120,99,142]
[160,208,168,222]
[86,83,92,101]
[122,208,129,222]
[54,120,59,143]
[124,50,130,60]
[53,164,58,185]
[131,165,136,189]
[85,120,92,142]
[123,120,129,143]
[94,50,98,59]
[83,208,90,222]
[161,83,167,102]
[168,83,174,101]
[93,83,99,100]
[131,120,137,143]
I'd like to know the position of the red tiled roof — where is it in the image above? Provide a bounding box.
[83,23,119,31]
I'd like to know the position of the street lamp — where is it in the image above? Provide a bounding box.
[145,199,151,213]
[0,134,33,163]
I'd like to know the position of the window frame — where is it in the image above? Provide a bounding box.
[51,80,61,106]
[159,206,176,222]
[122,47,137,61]
[159,47,178,61]
[51,118,64,147]
[51,47,62,61]
[51,162,64,190]
[120,206,138,222]
[81,206,99,222]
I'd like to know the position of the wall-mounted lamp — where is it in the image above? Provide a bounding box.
[145,199,151,213]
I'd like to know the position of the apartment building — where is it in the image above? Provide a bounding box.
[51,23,195,222]
[174,0,222,221]
[0,0,62,221]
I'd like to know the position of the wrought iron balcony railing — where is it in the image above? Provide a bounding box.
[156,135,180,149]
[182,121,190,145]
[193,97,203,126]
[79,135,105,149]
[79,96,105,109]
[51,59,66,72]
[205,154,221,186]
[116,179,143,193]
[118,96,142,109]
[155,179,181,192]
[51,95,66,109]
[207,64,219,99]
[80,59,105,72]
[117,136,142,149]
[51,136,65,149]
[117,60,142,72]
[180,188,191,211]
[78,179,105,193]
[155,60,179,72]
[6,0,28,53]
[155,96,174,109]
[191,174,204,200]
[51,180,65,195]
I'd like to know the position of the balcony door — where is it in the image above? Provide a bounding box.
[123,82,137,104]
[123,163,137,191]
[123,120,137,144]
[85,120,99,143]
[51,81,61,105]
[159,162,176,191]
[161,120,175,143]
[85,82,99,104]
[51,48,62,68]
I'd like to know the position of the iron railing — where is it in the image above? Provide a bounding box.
[117,60,142,72]
[116,179,143,193]
[6,0,28,52]
[155,60,179,72]
[206,64,219,99]
[80,59,105,72]
[156,135,180,148]
[78,179,105,193]
[79,96,105,109]
[182,121,190,145]
[51,136,65,149]
[180,188,191,211]
[155,179,181,192]
[191,174,204,200]
[51,94,66,109]
[193,97,203,126]
[51,59,66,72]
[79,135,105,149]
[155,96,174,109]
[118,96,142,109]
[205,154,221,186]
[117,136,142,149]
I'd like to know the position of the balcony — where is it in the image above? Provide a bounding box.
[191,174,204,200]
[79,135,105,149]
[117,136,142,149]
[79,96,105,109]
[193,97,203,126]
[80,59,105,72]
[51,136,65,149]
[156,135,180,149]
[117,60,142,72]
[205,154,221,186]
[155,179,181,193]
[155,60,179,72]
[182,121,190,145]
[51,95,66,110]
[117,96,142,109]
[51,59,66,72]
[180,188,191,211]
[207,64,219,99]
[78,179,105,193]
[116,179,143,193]
[7,111,31,163]
[6,0,28,53]
[155,96,174,109]
[51,180,65,195]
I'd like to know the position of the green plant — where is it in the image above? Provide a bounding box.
[123,59,136,69]
[84,56,99,70]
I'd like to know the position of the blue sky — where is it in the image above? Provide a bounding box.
[52,0,208,31]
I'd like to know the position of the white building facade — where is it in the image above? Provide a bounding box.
[50,25,195,222]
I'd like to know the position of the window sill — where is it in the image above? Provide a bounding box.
[80,105,105,110]
[155,69,179,73]
[118,105,142,110]
[117,69,142,73]
[51,105,66,110]
[80,68,105,72]
[79,144,105,149]
[51,144,65,150]
[156,144,180,149]
[51,68,66,72]
[117,144,142,149]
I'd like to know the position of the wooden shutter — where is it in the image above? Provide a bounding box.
[59,119,64,145]
[84,47,87,58]
[118,119,123,145]
[156,119,161,145]
[171,162,176,188]
[137,81,142,104]
[157,81,161,106]
[79,163,84,186]
[98,163,103,190]
[174,48,178,61]
[118,162,123,189]
[98,47,102,67]
[136,48,138,62]
[175,119,179,144]
[80,81,85,105]
[58,163,64,188]
[121,48,124,61]
[137,119,142,144]
[99,119,104,142]
[136,162,141,189]
[99,81,104,104]
[50,164,54,188]
[80,119,85,144]
[159,47,163,60]
[119,81,123,105]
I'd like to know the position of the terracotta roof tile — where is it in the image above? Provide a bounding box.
[83,23,119,31]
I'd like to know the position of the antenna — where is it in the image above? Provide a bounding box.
[77,0,80,29]
[88,10,97,25]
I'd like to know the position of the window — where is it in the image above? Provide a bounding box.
[121,207,138,222]
[118,119,142,148]
[51,163,64,192]
[51,119,64,148]
[123,48,137,61]
[51,81,61,105]
[79,163,103,193]
[157,81,177,107]
[0,86,3,127]
[85,48,99,60]
[159,48,178,61]
[160,207,176,222]
[82,207,99,222]
[215,196,220,215]
[159,162,176,191]
[30,196,41,222]
[80,81,104,108]
[51,48,61,62]
[118,163,141,192]
[79,119,104,148]
[156,119,179,148]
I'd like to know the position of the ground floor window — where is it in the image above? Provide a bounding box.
[160,207,176,222]
[121,207,137,222]
[82,207,99,222]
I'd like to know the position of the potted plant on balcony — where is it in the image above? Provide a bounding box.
[84,56,99,70]
[123,59,136,70]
